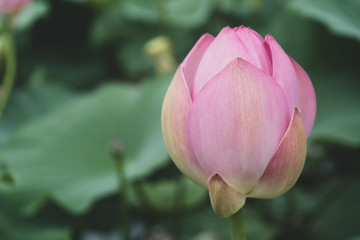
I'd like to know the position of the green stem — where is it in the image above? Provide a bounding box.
[156,0,167,25]
[112,140,129,240]
[0,31,16,121]
[230,208,246,240]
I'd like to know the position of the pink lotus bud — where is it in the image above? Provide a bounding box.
[161,26,316,218]
[0,0,31,16]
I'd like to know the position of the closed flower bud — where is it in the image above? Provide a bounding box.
[161,26,316,218]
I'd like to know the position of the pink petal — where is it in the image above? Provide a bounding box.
[182,33,214,99]
[290,58,316,137]
[187,58,290,194]
[235,26,272,75]
[191,27,252,99]
[161,66,208,187]
[266,35,299,115]
[248,108,306,198]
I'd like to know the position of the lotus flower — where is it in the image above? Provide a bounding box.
[0,0,31,15]
[161,26,316,217]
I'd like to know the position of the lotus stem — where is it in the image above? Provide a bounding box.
[230,207,246,240]
[111,139,130,240]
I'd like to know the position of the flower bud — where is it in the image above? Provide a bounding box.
[0,0,31,16]
[161,26,316,217]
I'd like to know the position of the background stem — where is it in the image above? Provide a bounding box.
[230,208,246,240]
[117,158,130,240]
[112,139,130,240]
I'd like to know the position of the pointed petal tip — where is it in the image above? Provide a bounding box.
[266,33,299,116]
[265,34,273,41]
[219,26,237,35]
[203,32,214,38]
[208,173,246,218]
[265,34,277,47]
[182,33,214,98]
[236,25,257,33]
[199,33,215,43]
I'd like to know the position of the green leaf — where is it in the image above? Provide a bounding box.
[309,71,360,147]
[0,75,171,215]
[180,205,276,240]
[120,0,214,29]
[310,180,360,240]
[217,0,263,16]
[290,0,360,41]
[91,0,213,46]
[244,207,277,240]
[116,38,154,76]
[128,176,207,213]
[180,208,230,239]
[349,235,360,240]
[0,80,75,145]
[0,197,70,240]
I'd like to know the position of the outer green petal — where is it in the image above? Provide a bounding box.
[208,173,245,218]
[248,108,306,198]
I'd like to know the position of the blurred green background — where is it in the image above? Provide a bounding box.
[0,0,359,239]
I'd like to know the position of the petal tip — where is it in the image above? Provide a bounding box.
[202,33,215,39]
[220,26,236,35]
[265,34,274,41]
